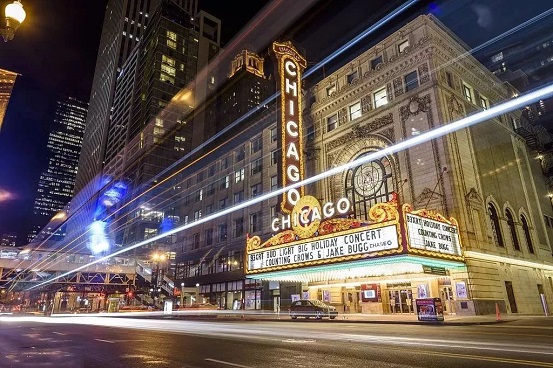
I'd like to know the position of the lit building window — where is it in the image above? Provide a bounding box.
[463,83,473,103]
[480,96,489,110]
[349,102,361,120]
[374,87,388,108]
[166,30,177,49]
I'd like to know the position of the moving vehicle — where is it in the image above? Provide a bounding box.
[289,299,338,320]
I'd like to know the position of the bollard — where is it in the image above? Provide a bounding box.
[495,302,501,322]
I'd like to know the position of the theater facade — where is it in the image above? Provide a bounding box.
[242,16,553,316]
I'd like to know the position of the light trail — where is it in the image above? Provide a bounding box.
[26,82,553,290]
[13,0,423,284]
[14,2,553,290]
[1,315,553,360]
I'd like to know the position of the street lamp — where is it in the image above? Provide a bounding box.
[150,252,166,303]
[1,1,26,42]
[180,282,185,308]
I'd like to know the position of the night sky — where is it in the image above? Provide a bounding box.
[0,0,551,244]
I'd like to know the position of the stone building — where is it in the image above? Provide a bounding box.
[177,15,553,315]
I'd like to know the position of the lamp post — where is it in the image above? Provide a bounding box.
[180,282,184,308]
[195,283,200,305]
[150,252,166,305]
[1,1,26,42]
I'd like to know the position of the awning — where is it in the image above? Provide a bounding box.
[246,255,465,283]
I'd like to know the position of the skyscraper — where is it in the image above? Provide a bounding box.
[28,97,87,243]
[73,0,199,197]
[102,0,221,253]
[0,68,18,132]
[67,0,200,252]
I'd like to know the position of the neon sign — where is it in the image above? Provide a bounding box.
[272,41,307,213]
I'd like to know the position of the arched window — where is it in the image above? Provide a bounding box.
[345,154,393,220]
[488,203,504,247]
[505,209,520,251]
[520,215,535,254]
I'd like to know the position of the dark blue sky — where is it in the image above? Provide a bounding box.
[0,0,552,244]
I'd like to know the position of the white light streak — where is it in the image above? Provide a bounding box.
[26,83,553,290]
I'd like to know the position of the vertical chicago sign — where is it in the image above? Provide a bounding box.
[272,41,307,213]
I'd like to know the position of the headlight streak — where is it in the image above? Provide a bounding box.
[26,82,553,291]
[16,0,422,289]
[1,315,552,358]
[13,3,553,289]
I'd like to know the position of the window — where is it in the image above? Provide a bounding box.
[404,71,418,92]
[446,72,454,88]
[221,157,230,170]
[220,175,230,189]
[251,158,263,175]
[374,87,388,108]
[307,126,315,142]
[270,205,277,219]
[235,168,245,183]
[271,150,279,165]
[345,155,393,220]
[233,217,244,237]
[251,183,262,197]
[205,203,213,215]
[480,96,489,110]
[347,71,358,84]
[205,229,213,246]
[327,114,338,132]
[251,136,262,154]
[520,215,534,254]
[349,102,362,120]
[234,191,244,204]
[463,83,473,103]
[398,39,409,53]
[236,145,245,161]
[370,55,383,70]
[166,31,177,49]
[488,203,504,247]
[270,127,277,142]
[326,84,337,96]
[194,210,202,221]
[505,209,520,251]
[250,213,261,233]
[195,189,203,202]
[193,233,200,249]
[197,171,204,182]
[271,175,278,190]
[208,165,216,176]
[220,197,228,209]
[206,183,215,196]
[218,223,227,242]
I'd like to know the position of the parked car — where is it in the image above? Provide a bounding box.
[289,299,338,320]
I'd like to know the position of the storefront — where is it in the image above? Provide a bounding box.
[245,195,468,315]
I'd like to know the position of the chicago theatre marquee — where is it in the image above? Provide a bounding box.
[246,21,553,316]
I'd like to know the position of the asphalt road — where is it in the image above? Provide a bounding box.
[0,316,552,368]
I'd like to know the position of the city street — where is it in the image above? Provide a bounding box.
[0,316,552,367]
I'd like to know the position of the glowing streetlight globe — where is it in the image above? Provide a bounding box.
[5,1,26,25]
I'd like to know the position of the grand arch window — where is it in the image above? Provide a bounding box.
[505,209,520,251]
[345,154,393,220]
[520,215,534,254]
[488,203,504,248]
